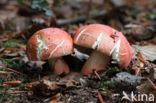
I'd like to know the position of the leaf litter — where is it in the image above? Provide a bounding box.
[0,0,156,103]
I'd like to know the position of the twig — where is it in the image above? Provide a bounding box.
[147,78,156,90]
[3,81,21,85]
[5,68,22,75]
[44,93,62,102]
[94,70,101,80]
[98,91,104,103]
[6,90,31,94]
[24,84,33,88]
[16,43,26,50]
[0,70,8,75]
[1,84,8,87]
[57,10,106,25]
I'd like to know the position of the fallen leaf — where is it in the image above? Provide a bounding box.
[30,72,83,96]
[131,45,156,61]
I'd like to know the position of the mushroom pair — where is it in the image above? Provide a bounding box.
[26,24,132,76]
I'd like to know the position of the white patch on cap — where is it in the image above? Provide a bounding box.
[37,35,49,60]
[120,53,127,55]
[75,28,86,43]
[109,39,121,62]
[49,40,64,58]
[92,32,103,49]
[62,46,66,55]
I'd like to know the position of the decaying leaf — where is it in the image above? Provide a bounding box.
[136,77,156,94]
[131,45,156,61]
[30,72,83,95]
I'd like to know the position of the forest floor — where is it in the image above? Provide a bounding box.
[0,0,156,103]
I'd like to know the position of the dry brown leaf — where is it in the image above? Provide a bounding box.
[131,45,156,61]
[30,72,83,95]
[136,51,149,65]
[131,58,143,76]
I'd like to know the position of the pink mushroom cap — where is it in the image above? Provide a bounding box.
[73,24,132,69]
[26,28,73,60]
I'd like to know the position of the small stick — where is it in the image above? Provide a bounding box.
[0,70,8,75]
[57,10,106,25]
[147,78,156,90]
[3,81,21,85]
[6,90,31,94]
[24,84,33,88]
[16,43,26,50]
[1,84,8,87]
[98,91,104,103]
[93,70,101,80]
[5,68,22,75]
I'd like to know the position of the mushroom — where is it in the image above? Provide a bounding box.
[73,24,132,76]
[26,28,73,75]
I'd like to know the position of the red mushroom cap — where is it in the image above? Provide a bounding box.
[73,24,132,68]
[26,28,73,60]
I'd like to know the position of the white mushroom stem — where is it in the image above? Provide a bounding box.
[81,51,111,76]
[48,57,70,75]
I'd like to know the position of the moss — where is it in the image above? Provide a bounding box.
[106,66,120,75]
[0,59,21,69]
[101,80,111,89]
[0,39,18,48]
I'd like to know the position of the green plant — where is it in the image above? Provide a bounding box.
[106,66,120,75]
[0,40,16,48]
[0,39,24,48]
[0,59,21,69]
[101,80,111,89]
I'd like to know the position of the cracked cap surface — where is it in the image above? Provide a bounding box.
[26,28,73,61]
[73,24,132,68]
